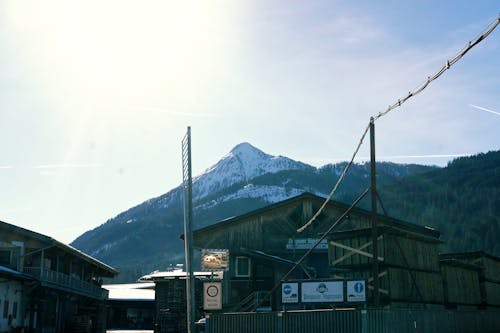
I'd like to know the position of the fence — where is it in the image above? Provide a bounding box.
[206,308,500,333]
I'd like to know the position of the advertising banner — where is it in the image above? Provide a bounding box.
[301,281,344,303]
[201,249,229,271]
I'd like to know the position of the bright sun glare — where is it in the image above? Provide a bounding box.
[6,0,229,115]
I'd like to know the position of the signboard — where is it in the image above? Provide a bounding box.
[286,238,328,250]
[347,280,366,302]
[203,282,222,310]
[201,249,229,271]
[301,281,344,303]
[281,282,299,303]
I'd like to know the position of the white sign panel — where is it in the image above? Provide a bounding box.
[286,238,328,250]
[347,280,366,302]
[281,283,299,303]
[301,281,344,303]
[203,282,222,310]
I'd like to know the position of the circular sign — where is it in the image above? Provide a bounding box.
[206,285,219,297]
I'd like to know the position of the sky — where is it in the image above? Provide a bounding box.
[1,1,499,244]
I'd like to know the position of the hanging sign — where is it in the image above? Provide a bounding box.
[201,249,229,271]
[203,282,222,310]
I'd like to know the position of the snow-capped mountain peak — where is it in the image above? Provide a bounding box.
[192,143,310,199]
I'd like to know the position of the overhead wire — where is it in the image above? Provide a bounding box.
[297,15,500,233]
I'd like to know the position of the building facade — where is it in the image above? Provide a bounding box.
[0,220,118,333]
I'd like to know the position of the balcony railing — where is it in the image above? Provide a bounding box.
[23,267,108,300]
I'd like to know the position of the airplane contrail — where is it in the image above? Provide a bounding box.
[469,104,500,116]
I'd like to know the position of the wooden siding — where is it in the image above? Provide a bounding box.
[383,234,440,272]
[328,227,443,304]
[386,267,443,303]
[483,281,500,306]
[440,264,481,305]
[477,257,500,283]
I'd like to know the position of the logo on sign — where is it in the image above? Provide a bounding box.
[283,285,292,295]
[354,282,364,293]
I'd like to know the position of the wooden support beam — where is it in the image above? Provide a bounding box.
[368,270,389,294]
[331,236,383,266]
[329,240,384,262]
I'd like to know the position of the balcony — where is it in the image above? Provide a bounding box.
[23,267,108,300]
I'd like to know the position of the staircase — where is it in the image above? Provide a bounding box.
[232,291,272,312]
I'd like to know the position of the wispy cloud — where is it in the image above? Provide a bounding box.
[33,163,103,169]
[377,154,471,159]
[0,166,13,169]
[126,105,220,118]
[469,104,500,117]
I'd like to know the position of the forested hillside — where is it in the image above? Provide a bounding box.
[377,150,500,255]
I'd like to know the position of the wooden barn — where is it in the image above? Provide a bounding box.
[439,251,500,308]
[192,192,443,311]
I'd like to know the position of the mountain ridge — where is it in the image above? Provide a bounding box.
[71,144,499,283]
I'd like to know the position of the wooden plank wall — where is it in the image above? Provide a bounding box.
[328,231,444,304]
[383,234,440,271]
[440,264,481,305]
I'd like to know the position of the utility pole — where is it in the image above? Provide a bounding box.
[182,126,195,333]
[370,117,380,306]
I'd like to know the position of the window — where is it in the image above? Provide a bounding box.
[235,256,251,277]
[3,300,8,318]
[0,250,11,266]
[13,302,18,319]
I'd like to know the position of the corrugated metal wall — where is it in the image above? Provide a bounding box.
[206,308,500,333]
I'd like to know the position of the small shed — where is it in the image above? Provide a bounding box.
[439,252,500,307]
[103,283,155,330]
[139,270,213,333]
[328,221,444,305]
[439,258,482,307]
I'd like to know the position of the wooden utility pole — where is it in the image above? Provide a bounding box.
[370,117,380,306]
[182,126,195,333]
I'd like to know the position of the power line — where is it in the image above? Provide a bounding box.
[297,15,500,233]
[373,16,500,122]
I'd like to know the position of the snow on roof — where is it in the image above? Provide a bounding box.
[138,269,214,282]
[104,282,155,290]
[103,283,155,301]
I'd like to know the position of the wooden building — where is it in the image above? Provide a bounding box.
[139,270,212,333]
[0,220,118,333]
[103,283,155,330]
[439,257,482,307]
[439,252,500,307]
[191,192,444,311]
[328,223,444,306]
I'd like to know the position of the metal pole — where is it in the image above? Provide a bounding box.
[370,117,380,306]
[182,126,195,333]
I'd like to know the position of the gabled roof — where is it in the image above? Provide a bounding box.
[190,192,440,239]
[0,220,118,277]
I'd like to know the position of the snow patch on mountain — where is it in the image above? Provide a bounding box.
[192,143,310,199]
